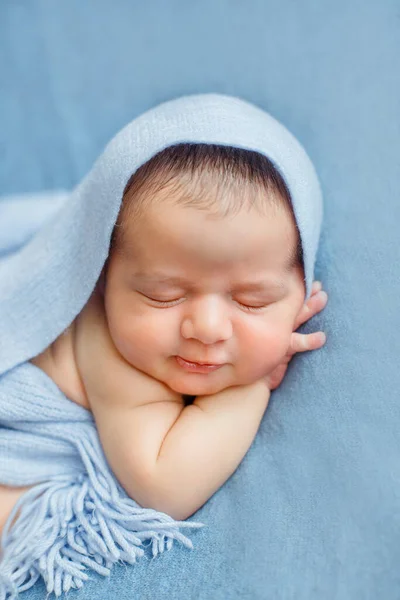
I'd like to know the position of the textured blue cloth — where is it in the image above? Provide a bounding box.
[1,1,400,599]
[0,362,202,598]
[0,92,322,598]
[0,193,67,259]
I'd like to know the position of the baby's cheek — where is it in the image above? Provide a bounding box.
[107,309,147,363]
[239,322,291,380]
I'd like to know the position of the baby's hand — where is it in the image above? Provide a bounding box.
[264,281,328,391]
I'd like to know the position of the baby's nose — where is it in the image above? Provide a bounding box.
[181,296,232,344]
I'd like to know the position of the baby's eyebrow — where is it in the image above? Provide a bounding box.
[133,245,297,292]
[134,272,287,291]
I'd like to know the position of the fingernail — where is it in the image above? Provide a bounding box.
[318,291,328,302]
[314,281,322,291]
[319,332,327,343]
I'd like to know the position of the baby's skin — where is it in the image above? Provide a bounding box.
[0,280,326,536]
[0,196,328,533]
[72,279,327,521]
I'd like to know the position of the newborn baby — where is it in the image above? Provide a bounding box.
[0,95,328,596]
[25,142,328,523]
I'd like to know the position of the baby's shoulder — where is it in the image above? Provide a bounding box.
[30,319,90,410]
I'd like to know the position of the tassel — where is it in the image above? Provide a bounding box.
[0,474,204,599]
[0,425,205,599]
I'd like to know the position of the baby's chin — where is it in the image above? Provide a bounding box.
[133,356,262,397]
[168,378,232,397]
[163,367,246,397]
[153,356,271,397]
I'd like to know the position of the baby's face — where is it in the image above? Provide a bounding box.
[103,193,306,396]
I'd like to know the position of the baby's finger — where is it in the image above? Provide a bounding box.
[312,280,323,294]
[294,290,328,331]
[290,331,326,354]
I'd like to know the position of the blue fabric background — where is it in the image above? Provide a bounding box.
[1,1,400,598]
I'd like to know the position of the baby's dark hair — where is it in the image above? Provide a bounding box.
[111,143,303,270]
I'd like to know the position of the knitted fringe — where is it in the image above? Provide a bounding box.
[0,434,205,599]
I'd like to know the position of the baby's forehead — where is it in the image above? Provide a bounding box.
[115,194,298,270]
[114,164,299,261]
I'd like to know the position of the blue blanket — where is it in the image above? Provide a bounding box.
[1,1,400,599]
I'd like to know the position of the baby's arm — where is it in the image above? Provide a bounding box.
[91,379,270,522]
[76,280,327,521]
[75,292,270,521]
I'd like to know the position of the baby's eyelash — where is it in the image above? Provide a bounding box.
[237,303,266,313]
[149,298,181,307]
[145,296,266,313]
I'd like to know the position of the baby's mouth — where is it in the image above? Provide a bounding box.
[175,356,224,373]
